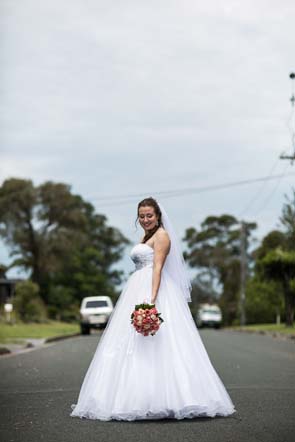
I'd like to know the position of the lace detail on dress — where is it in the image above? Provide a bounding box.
[130,243,154,271]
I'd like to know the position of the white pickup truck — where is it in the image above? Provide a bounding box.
[79,296,114,335]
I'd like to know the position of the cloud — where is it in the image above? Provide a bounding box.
[0,0,294,279]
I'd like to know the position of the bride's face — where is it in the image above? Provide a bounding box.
[138,206,158,232]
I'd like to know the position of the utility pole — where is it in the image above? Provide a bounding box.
[280,72,295,164]
[239,221,247,326]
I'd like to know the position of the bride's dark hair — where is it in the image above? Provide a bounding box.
[135,197,163,243]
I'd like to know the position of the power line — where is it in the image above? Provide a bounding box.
[88,171,295,207]
[238,157,281,217]
[253,161,291,217]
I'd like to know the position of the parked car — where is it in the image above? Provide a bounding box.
[196,303,222,328]
[80,296,114,335]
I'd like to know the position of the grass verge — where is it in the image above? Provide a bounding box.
[0,320,80,344]
[227,323,295,335]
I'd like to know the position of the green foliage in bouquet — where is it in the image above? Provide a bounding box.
[130,303,164,323]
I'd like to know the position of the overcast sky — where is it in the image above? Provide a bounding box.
[1,0,295,283]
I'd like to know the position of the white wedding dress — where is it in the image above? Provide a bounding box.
[70,243,236,421]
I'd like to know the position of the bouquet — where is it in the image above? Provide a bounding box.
[130,302,164,336]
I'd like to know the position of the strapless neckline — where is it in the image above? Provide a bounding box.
[137,243,154,252]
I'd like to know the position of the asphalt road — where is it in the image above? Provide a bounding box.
[0,329,294,442]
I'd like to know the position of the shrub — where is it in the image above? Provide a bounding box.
[14,280,48,323]
[47,285,79,322]
[245,278,283,324]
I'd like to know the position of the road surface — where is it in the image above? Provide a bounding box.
[0,329,294,442]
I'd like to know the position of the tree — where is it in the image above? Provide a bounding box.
[0,179,88,287]
[0,178,130,314]
[253,189,295,327]
[280,188,295,248]
[183,214,257,325]
[250,230,286,324]
[259,248,295,326]
[252,230,287,262]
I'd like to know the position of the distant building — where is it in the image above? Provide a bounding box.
[0,278,24,304]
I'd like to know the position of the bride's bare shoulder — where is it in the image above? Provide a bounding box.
[155,227,170,246]
[156,226,167,235]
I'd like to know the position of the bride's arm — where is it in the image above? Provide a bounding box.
[151,231,170,304]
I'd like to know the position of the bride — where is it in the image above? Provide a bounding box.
[70,197,236,421]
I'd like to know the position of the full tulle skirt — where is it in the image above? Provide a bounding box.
[70,266,236,421]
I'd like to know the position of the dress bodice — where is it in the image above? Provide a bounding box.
[130,243,154,270]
